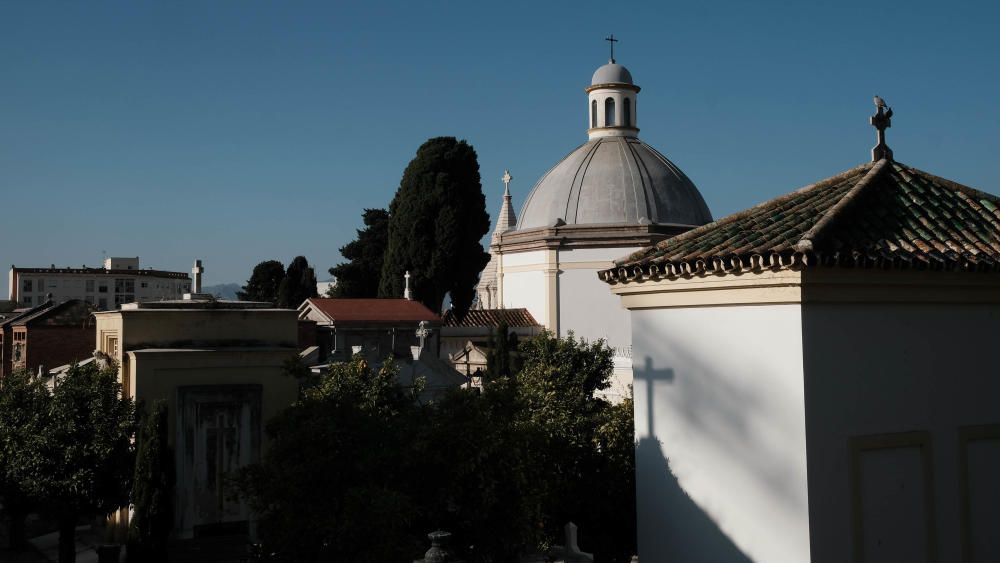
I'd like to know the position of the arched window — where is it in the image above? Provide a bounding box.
[605,97,616,127]
[624,98,632,127]
[591,100,597,128]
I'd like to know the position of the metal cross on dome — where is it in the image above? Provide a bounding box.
[502,169,512,192]
[605,34,618,63]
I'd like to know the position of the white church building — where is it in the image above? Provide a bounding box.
[477,54,712,396]
[601,102,1000,562]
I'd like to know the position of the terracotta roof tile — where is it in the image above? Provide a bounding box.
[603,160,1000,282]
[442,308,541,328]
[304,298,440,323]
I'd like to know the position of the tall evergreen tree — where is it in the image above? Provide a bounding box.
[127,401,174,563]
[328,208,389,298]
[237,260,285,304]
[485,320,511,382]
[277,255,318,308]
[378,137,490,317]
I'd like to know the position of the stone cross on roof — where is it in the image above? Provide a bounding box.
[502,169,512,196]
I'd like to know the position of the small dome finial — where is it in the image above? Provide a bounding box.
[605,34,618,63]
[870,95,894,162]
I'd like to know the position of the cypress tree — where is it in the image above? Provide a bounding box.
[378,137,490,317]
[237,260,286,304]
[277,256,318,308]
[127,400,174,563]
[328,208,389,297]
[486,320,511,381]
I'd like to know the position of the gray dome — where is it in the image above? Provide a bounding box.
[517,136,713,229]
[591,63,633,85]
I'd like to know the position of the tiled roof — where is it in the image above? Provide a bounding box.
[304,298,440,323]
[15,299,95,326]
[0,303,52,328]
[442,308,540,328]
[602,159,1000,282]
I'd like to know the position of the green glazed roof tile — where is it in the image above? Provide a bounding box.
[610,159,1000,278]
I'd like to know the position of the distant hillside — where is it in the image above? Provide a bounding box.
[203,283,241,300]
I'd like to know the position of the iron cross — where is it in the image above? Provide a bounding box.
[605,34,618,63]
[870,95,894,162]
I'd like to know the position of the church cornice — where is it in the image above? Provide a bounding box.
[585,83,641,94]
[495,223,694,253]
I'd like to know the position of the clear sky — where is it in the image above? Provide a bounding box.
[2,1,998,292]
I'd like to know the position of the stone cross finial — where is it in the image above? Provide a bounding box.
[192,259,204,294]
[415,320,431,350]
[605,34,618,63]
[502,169,512,196]
[404,270,412,300]
[870,95,894,162]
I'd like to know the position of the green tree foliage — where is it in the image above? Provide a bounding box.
[236,332,636,562]
[5,362,136,563]
[277,255,318,308]
[328,208,390,298]
[237,260,286,304]
[0,369,52,550]
[234,357,423,562]
[127,401,174,563]
[378,137,491,317]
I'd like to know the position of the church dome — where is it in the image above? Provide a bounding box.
[517,136,713,229]
[591,63,633,85]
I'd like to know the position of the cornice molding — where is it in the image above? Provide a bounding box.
[496,223,694,254]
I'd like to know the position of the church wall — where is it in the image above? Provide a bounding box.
[631,304,810,563]
[501,269,547,329]
[801,302,1000,563]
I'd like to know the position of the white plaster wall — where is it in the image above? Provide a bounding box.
[502,270,546,328]
[500,250,546,268]
[631,304,810,563]
[802,303,1000,563]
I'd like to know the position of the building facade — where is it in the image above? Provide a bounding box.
[8,257,191,309]
[603,132,1000,562]
[477,57,712,397]
[94,295,300,539]
[0,299,95,378]
[297,297,443,364]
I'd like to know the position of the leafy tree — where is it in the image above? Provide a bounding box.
[328,208,390,298]
[0,369,52,550]
[378,137,491,317]
[277,256,318,308]
[235,357,424,561]
[36,362,135,563]
[238,260,286,304]
[236,332,636,562]
[127,400,174,563]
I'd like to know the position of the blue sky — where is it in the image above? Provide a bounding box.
[2,1,998,291]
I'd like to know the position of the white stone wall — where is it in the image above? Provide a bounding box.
[501,246,636,397]
[631,304,810,563]
[802,302,1000,563]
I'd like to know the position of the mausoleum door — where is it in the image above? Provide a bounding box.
[176,385,262,538]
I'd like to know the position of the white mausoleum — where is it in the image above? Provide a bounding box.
[602,105,1000,562]
[477,54,712,395]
